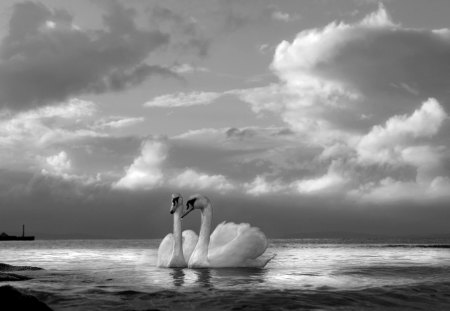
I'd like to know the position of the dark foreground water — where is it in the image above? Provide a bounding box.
[1,238,450,310]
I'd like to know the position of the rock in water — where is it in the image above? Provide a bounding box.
[0,285,52,311]
[0,263,43,271]
[0,272,31,282]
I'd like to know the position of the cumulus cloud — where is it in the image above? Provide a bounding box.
[114,140,168,190]
[357,98,447,165]
[137,6,450,204]
[0,97,144,187]
[295,161,349,194]
[268,4,450,130]
[0,1,174,111]
[229,5,450,203]
[170,169,234,192]
[244,176,284,196]
[3,3,450,207]
[114,136,236,192]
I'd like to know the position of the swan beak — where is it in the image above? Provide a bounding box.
[181,204,194,218]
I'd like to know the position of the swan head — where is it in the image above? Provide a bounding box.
[170,193,183,214]
[181,194,210,218]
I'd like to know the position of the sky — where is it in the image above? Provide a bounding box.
[1,0,450,238]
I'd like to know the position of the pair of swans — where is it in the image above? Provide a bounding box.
[157,193,273,268]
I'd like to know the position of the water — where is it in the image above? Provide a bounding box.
[1,239,450,310]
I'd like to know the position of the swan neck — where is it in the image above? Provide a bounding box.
[172,208,183,257]
[198,203,212,254]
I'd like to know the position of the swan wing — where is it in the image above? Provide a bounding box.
[208,223,268,267]
[209,221,241,250]
[157,233,173,267]
[182,229,198,262]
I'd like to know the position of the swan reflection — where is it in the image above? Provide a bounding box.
[168,267,267,289]
[170,268,185,287]
[194,269,212,288]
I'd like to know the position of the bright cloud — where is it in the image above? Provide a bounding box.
[357,98,447,166]
[244,176,284,196]
[225,4,449,148]
[144,91,223,108]
[171,63,209,74]
[45,151,72,174]
[295,161,348,194]
[92,116,145,130]
[170,169,234,192]
[114,140,168,190]
[271,11,299,22]
[0,99,103,170]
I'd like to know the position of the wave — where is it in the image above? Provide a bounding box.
[384,244,450,248]
[338,265,450,278]
[26,281,450,311]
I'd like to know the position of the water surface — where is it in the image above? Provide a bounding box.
[1,238,450,310]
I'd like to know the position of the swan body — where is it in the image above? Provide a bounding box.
[157,194,198,268]
[181,194,273,268]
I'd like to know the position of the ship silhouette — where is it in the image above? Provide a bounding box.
[0,225,35,241]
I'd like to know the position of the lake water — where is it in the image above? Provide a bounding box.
[1,238,450,310]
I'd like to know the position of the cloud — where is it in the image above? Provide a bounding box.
[148,6,210,56]
[45,151,72,174]
[350,176,450,204]
[170,169,234,192]
[171,63,209,74]
[244,176,284,196]
[268,4,450,131]
[139,6,450,204]
[229,5,450,203]
[0,99,101,160]
[294,161,349,194]
[0,1,174,111]
[92,116,145,130]
[114,139,168,190]
[144,91,223,108]
[357,98,447,166]
[0,98,144,187]
[271,11,300,22]
[113,135,236,192]
[349,99,449,203]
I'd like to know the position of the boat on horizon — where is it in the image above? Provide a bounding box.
[0,225,35,241]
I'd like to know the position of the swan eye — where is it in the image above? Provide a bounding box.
[172,197,179,205]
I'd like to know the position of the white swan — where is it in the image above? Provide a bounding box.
[181,194,274,268]
[157,193,198,268]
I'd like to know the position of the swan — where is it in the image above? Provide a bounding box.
[157,193,198,268]
[181,194,274,268]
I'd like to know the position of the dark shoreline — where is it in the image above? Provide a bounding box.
[0,263,52,310]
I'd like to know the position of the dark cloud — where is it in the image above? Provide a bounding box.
[0,1,173,111]
[148,6,210,57]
